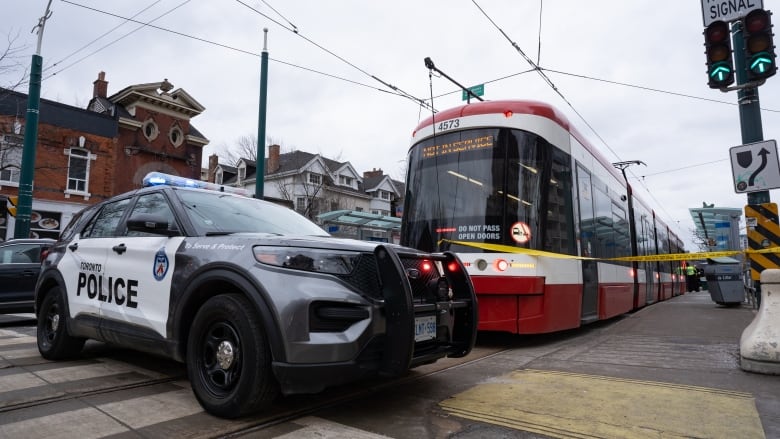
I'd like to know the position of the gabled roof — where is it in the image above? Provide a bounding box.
[109,79,205,117]
[361,174,402,196]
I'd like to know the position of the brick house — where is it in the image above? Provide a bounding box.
[0,72,208,241]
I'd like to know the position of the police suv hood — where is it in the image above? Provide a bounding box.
[230,233,416,253]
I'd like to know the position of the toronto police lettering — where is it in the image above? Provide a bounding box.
[77,261,138,308]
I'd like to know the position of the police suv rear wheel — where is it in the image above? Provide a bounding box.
[37,287,85,359]
[187,293,278,418]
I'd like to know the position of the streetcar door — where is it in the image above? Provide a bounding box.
[576,165,599,323]
[642,217,655,305]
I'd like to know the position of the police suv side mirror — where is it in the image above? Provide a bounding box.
[126,214,180,237]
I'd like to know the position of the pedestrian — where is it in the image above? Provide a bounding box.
[686,264,698,292]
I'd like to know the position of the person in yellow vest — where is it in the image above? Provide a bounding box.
[685,264,699,292]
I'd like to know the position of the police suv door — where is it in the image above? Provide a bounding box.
[61,198,131,320]
[100,192,183,337]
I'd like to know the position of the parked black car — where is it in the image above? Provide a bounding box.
[0,238,56,313]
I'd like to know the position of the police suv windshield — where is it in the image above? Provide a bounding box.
[174,189,329,237]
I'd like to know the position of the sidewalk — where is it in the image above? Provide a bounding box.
[439,290,779,438]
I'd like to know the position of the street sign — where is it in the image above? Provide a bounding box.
[730,139,780,193]
[702,0,763,27]
[462,84,484,101]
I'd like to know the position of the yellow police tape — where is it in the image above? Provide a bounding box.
[439,239,780,262]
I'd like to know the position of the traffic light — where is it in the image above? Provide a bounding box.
[743,9,777,81]
[704,20,735,88]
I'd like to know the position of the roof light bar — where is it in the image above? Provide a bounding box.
[142,172,251,196]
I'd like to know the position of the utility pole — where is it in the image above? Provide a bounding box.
[255,28,269,199]
[14,0,53,239]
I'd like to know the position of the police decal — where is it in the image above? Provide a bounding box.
[153,247,170,281]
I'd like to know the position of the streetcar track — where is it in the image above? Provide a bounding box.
[224,346,514,437]
[2,327,511,437]
[0,375,184,414]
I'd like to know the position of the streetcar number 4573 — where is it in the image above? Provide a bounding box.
[437,119,459,131]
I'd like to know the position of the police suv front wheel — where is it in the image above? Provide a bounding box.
[37,287,85,360]
[187,293,279,418]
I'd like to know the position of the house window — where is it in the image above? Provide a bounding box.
[381,191,390,200]
[66,148,90,194]
[215,169,223,184]
[339,176,352,186]
[169,126,184,147]
[238,166,246,183]
[309,173,321,185]
[0,135,22,185]
[142,119,159,141]
[296,197,306,212]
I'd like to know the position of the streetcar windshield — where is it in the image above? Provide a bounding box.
[402,127,574,254]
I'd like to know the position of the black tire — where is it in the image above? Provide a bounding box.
[187,294,279,418]
[37,287,86,360]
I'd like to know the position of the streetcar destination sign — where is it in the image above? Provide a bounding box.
[701,0,763,27]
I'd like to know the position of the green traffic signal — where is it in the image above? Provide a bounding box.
[704,20,735,88]
[743,9,777,81]
[750,53,775,75]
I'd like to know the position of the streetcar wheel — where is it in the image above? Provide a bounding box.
[187,294,279,418]
[37,287,85,360]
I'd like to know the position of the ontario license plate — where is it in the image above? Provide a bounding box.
[415,315,437,342]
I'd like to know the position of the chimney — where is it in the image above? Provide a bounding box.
[93,71,108,99]
[363,168,383,179]
[208,154,219,183]
[268,144,280,173]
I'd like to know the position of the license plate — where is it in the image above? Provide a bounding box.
[414,315,437,342]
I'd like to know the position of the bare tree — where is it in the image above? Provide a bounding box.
[0,31,29,92]
[217,135,291,166]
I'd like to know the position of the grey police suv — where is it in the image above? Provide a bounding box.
[35,173,477,418]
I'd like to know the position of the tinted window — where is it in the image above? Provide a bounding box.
[125,192,177,237]
[82,198,131,239]
[0,243,41,264]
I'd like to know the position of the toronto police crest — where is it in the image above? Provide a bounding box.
[153,248,169,281]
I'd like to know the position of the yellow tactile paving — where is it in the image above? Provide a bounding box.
[440,369,765,439]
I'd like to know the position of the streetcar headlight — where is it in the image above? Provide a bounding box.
[254,246,360,275]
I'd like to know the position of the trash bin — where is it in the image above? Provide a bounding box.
[702,257,744,306]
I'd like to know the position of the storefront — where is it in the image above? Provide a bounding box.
[0,197,87,242]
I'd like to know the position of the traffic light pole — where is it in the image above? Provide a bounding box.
[14,1,53,239]
[733,21,768,307]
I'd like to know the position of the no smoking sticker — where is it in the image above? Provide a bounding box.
[511,222,531,244]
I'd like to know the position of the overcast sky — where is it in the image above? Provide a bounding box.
[3,0,780,250]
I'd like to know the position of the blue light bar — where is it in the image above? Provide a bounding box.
[142,172,251,196]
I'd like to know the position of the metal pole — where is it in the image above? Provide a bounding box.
[14,0,53,239]
[733,21,768,307]
[255,28,269,199]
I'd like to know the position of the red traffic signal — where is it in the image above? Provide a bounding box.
[704,20,735,88]
[743,9,777,80]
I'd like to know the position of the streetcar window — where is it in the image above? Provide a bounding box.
[402,128,574,254]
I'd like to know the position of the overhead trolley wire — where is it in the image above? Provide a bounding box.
[56,1,400,97]
[234,0,435,112]
[470,0,686,236]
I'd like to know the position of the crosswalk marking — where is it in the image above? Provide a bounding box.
[99,388,203,429]
[278,416,393,439]
[0,407,129,439]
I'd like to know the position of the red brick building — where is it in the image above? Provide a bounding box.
[0,73,208,241]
